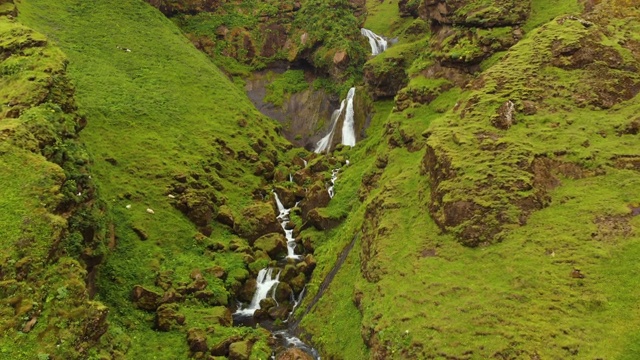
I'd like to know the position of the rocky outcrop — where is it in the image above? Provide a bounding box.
[145,0,221,16]
[419,0,529,27]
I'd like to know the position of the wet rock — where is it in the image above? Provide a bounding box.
[259,297,277,311]
[238,278,257,303]
[492,100,516,130]
[289,273,306,294]
[155,304,185,331]
[277,348,315,360]
[253,233,287,258]
[273,185,298,208]
[275,282,293,302]
[186,328,208,353]
[281,264,298,282]
[131,285,161,311]
[268,305,291,321]
[229,341,252,360]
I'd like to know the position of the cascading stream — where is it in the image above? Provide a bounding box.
[360,28,388,55]
[274,192,301,260]
[235,268,281,316]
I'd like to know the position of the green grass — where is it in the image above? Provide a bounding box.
[524,0,583,33]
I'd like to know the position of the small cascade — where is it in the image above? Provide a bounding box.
[235,268,281,316]
[314,87,357,153]
[289,173,293,182]
[360,28,387,55]
[327,169,339,199]
[303,159,308,167]
[273,331,321,360]
[274,192,301,260]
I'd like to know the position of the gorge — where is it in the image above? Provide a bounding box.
[1,0,640,359]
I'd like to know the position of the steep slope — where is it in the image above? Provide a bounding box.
[12,0,294,358]
[0,5,109,358]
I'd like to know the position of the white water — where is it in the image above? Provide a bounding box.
[341,87,356,147]
[314,100,345,154]
[361,28,387,55]
[274,192,301,260]
[328,169,339,199]
[289,173,293,182]
[314,87,357,153]
[235,268,280,316]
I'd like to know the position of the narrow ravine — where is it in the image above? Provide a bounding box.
[232,26,389,359]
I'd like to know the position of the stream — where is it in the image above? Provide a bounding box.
[232,28,388,359]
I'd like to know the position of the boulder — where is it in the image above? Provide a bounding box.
[289,273,306,294]
[306,208,344,230]
[275,282,293,302]
[186,328,208,353]
[210,335,242,356]
[229,341,252,360]
[216,205,235,228]
[277,348,315,360]
[235,202,281,242]
[268,305,291,321]
[155,304,185,331]
[238,278,257,303]
[131,285,161,311]
[253,233,287,258]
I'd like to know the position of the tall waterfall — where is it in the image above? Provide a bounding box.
[314,87,357,153]
[341,87,356,147]
[235,268,280,316]
[360,28,387,55]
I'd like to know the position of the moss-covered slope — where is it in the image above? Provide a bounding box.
[6,0,297,358]
[295,0,640,359]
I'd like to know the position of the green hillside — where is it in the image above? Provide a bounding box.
[1,0,640,359]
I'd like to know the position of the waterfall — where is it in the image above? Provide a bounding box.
[274,192,301,260]
[235,268,280,316]
[341,87,356,147]
[314,100,345,154]
[360,28,387,55]
[314,87,357,153]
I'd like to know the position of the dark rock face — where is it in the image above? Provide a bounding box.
[419,0,529,27]
[363,57,409,100]
[144,0,221,16]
